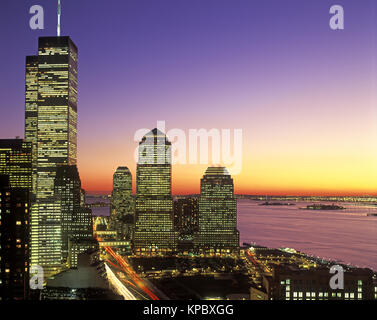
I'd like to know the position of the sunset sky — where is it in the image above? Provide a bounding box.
[0,0,377,195]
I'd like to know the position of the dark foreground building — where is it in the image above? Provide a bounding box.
[173,197,199,234]
[54,165,93,264]
[250,265,375,300]
[42,249,121,300]
[0,139,32,300]
[0,176,30,300]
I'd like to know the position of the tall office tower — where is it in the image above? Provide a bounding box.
[25,36,78,277]
[133,129,177,255]
[110,167,134,240]
[72,206,93,241]
[173,197,199,235]
[0,176,30,300]
[54,165,85,261]
[0,139,32,300]
[25,56,38,196]
[194,167,239,255]
[0,139,32,189]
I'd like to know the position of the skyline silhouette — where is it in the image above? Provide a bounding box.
[0,0,376,195]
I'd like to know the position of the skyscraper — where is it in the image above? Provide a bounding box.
[173,197,199,254]
[110,167,134,240]
[54,165,92,263]
[0,177,30,300]
[25,36,78,277]
[173,197,199,235]
[194,167,239,255]
[25,56,38,196]
[0,139,32,190]
[133,129,177,255]
[0,139,32,300]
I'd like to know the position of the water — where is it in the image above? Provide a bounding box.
[86,195,110,216]
[88,197,377,270]
[237,199,377,270]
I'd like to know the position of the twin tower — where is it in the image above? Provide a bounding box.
[111,128,240,255]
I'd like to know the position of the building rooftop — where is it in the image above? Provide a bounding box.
[204,167,230,176]
[47,252,107,289]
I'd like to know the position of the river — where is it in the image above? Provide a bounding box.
[237,199,377,270]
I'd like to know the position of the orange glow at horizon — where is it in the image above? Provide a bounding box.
[79,148,377,196]
[78,85,377,197]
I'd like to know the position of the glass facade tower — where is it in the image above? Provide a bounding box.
[25,37,78,277]
[25,56,38,196]
[133,129,177,255]
[195,167,239,255]
[110,167,134,240]
[54,165,92,263]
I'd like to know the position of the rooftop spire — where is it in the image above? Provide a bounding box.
[57,0,61,36]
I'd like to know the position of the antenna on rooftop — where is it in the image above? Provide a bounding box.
[57,0,61,36]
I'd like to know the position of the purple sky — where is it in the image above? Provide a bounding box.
[0,0,376,194]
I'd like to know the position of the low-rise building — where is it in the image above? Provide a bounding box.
[250,265,375,300]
